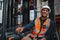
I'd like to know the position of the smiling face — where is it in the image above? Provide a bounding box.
[41,8,49,17]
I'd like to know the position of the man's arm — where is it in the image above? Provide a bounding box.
[45,21,55,40]
[24,21,35,29]
[16,21,35,33]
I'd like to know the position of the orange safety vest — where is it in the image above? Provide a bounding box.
[32,18,50,38]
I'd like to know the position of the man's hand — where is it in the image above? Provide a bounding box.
[16,27,24,33]
[41,38,46,40]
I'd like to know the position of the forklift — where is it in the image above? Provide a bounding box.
[1,0,59,40]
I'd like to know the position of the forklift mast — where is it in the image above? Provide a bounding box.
[2,0,36,40]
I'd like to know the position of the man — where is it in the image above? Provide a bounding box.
[16,5,55,40]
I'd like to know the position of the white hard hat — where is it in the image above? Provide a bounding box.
[41,5,51,13]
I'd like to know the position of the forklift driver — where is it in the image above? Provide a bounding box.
[16,5,55,40]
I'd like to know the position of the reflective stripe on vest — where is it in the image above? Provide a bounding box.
[33,18,50,37]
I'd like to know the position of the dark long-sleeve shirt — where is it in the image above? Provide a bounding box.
[24,19,55,40]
